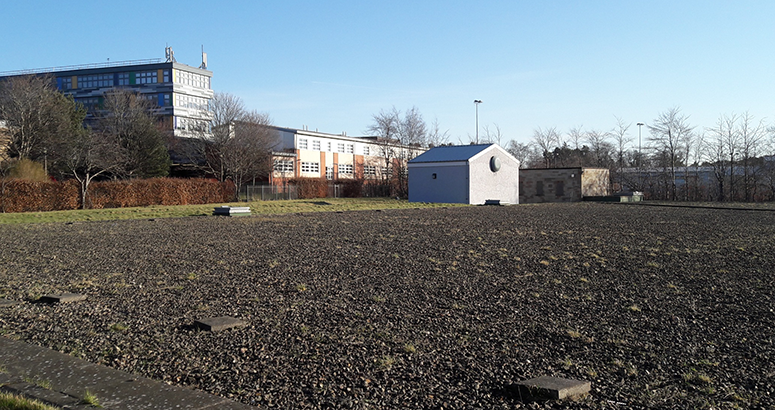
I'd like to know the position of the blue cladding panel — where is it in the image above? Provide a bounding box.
[158,93,164,106]
[56,77,62,90]
[113,73,118,86]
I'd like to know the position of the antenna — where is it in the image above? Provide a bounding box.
[165,46,176,63]
[200,45,208,69]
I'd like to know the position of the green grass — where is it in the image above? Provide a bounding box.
[80,390,101,407]
[0,198,463,225]
[0,391,60,410]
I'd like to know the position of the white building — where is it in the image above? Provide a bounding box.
[270,126,426,184]
[407,144,520,204]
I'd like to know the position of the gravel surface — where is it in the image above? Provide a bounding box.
[0,203,773,409]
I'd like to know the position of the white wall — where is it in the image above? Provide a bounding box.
[408,162,469,203]
[468,145,520,205]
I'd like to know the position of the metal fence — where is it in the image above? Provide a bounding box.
[245,185,298,201]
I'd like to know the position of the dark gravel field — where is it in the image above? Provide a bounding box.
[1,203,774,409]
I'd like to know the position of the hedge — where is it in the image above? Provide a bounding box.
[287,178,328,199]
[0,178,234,213]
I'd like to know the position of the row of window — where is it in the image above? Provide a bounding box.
[298,138,369,155]
[58,69,207,90]
[287,162,386,177]
[175,70,210,89]
[175,94,208,111]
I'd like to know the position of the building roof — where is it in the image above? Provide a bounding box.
[408,144,494,163]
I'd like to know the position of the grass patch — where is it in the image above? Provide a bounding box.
[108,323,128,332]
[22,376,51,389]
[0,198,464,225]
[80,390,101,407]
[0,391,60,410]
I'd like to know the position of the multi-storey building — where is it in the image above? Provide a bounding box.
[0,48,213,137]
[270,126,427,184]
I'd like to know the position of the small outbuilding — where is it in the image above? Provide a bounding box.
[519,167,610,203]
[408,143,520,204]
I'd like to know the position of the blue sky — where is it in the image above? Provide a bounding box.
[3,1,774,146]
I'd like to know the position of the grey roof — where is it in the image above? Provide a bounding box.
[409,144,494,163]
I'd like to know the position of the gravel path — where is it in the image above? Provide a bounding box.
[1,203,773,409]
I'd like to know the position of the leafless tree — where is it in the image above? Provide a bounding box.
[482,123,504,146]
[366,107,402,186]
[95,89,170,179]
[426,117,450,147]
[400,106,427,146]
[0,75,80,161]
[221,111,279,200]
[648,107,694,200]
[567,125,585,150]
[584,129,613,168]
[505,140,534,168]
[54,128,124,209]
[531,127,560,167]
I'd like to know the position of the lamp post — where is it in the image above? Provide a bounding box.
[473,100,482,143]
[637,122,644,190]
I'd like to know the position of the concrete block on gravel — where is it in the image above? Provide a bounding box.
[195,316,247,332]
[516,376,590,400]
[213,206,251,216]
[0,298,21,308]
[39,293,87,304]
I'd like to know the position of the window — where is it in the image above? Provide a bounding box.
[555,181,564,197]
[326,166,333,180]
[380,166,389,176]
[363,146,370,156]
[301,162,319,173]
[327,142,332,152]
[175,70,210,89]
[78,74,113,88]
[59,77,72,90]
[298,138,308,150]
[312,140,321,151]
[273,160,293,173]
[117,73,129,86]
[346,144,354,154]
[135,71,158,84]
[163,70,170,83]
[163,94,171,107]
[337,143,345,153]
[338,164,353,175]
[364,165,376,176]
[175,95,208,110]
[536,181,544,196]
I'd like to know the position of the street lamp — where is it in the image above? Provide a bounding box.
[637,122,644,189]
[473,100,482,143]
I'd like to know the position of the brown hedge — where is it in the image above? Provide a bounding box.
[287,178,328,199]
[0,178,234,213]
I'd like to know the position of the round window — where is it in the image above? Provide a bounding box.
[489,156,501,172]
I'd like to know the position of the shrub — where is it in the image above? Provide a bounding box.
[288,178,328,199]
[7,158,49,182]
[0,178,233,213]
[336,179,364,198]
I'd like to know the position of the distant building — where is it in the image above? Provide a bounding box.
[519,167,609,203]
[0,47,213,138]
[407,144,520,204]
[269,126,427,185]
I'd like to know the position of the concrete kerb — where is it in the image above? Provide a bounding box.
[0,336,254,410]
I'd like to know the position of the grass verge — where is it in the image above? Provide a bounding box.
[0,391,60,410]
[0,198,463,225]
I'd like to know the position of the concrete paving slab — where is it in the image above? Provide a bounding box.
[39,293,87,304]
[194,316,247,332]
[516,376,590,400]
[0,298,22,308]
[1,382,83,408]
[0,336,255,409]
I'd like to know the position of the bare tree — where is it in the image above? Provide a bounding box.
[482,123,504,145]
[567,125,585,150]
[505,140,534,168]
[366,107,402,186]
[584,129,613,168]
[400,106,427,146]
[0,75,80,161]
[221,111,279,200]
[738,112,766,201]
[532,127,560,167]
[95,89,170,179]
[426,117,450,147]
[609,117,632,191]
[648,107,694,200]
